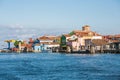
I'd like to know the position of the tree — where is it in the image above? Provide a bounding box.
[14,40,23,48]
[69,31,74,36]
[14,41,19,48]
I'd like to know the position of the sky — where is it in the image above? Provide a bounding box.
[0,0,120,48]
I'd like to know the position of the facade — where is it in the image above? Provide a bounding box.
[67,35,80,51]
[109,42,120,50]
[33,44,41,52]
[90,39,108,53]
[40,43,60,52]
[60,35,67,50]
[60,34,72,52]
[28,38,40,52]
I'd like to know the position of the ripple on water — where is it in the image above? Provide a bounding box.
[0,53,120,80]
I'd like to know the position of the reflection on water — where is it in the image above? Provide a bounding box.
[0,53,120,80]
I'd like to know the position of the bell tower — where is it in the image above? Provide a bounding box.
[82,25,90,31]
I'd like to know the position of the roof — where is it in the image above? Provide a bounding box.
[114,34,120,38]
[4,40,16,42]
[73,30,101,37]
[39,35,60,40]
[39,36,54,40]
[104,34,120,38]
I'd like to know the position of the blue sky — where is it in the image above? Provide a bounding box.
[0,0,120,36]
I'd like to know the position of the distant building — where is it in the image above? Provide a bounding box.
[71,25,102,51]
[38,35,60,52]
[60,35,67,51]
[60,25,103,52]
[90,39,108,52]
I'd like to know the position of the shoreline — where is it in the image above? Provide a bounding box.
[0,49,120,54]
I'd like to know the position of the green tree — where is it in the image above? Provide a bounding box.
[69,31,74,36]
[14,40,23,48]
[14,41,19,47]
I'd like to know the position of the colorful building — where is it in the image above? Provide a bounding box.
[38,35,60,52]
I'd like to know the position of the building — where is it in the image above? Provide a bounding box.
[60,34,74,52]
[59,25,102,52]
[38,35,60,52]
[90,39,108,53]
[33,44,41,52]
[67,35,80,51]
[28,38,40,52]
[70,25,102,51]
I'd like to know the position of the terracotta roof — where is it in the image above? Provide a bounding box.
[92,39,108,46]
[103,34,120,40]
[114,34,120,38]
[39,35,59,40]
[73,30,101,37]
[39,36,54,40]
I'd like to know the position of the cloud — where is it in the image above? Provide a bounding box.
[16,34,36,40]
[0,24,36,49]
[9,24,24,29]
[0,24,23,30]
[0,24,41,41]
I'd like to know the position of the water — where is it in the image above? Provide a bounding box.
[0,53,120,80]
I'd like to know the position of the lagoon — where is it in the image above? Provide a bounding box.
[0,53,120,80]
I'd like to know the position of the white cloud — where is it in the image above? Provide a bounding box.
[9,24,24,29]
[16,34,36,40]
[0,24,39,40]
